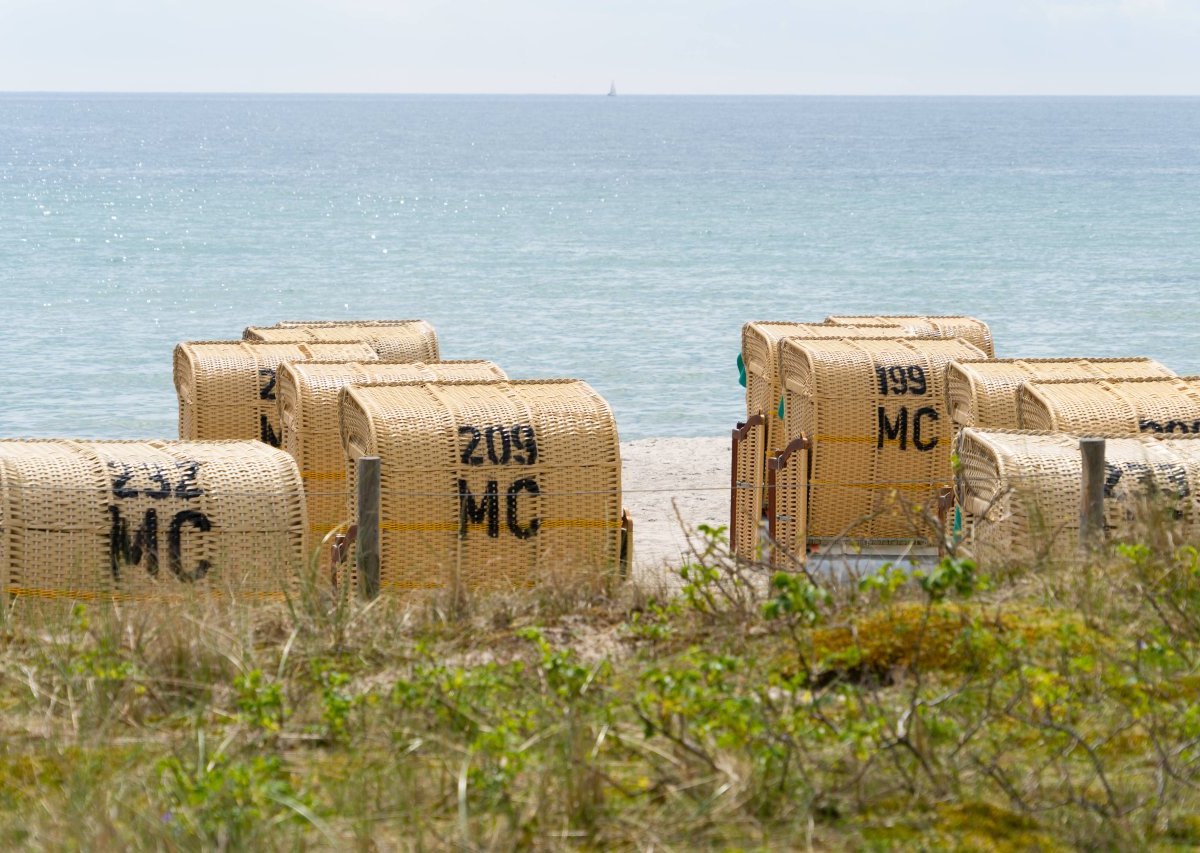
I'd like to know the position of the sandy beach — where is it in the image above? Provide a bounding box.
[620,436,729,581]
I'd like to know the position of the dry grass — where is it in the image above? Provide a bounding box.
[2,524,1200,849]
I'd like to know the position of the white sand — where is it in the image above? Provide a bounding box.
[618,436,942,584]
[620,436,729,582]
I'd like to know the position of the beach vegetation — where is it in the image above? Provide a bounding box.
[1,521,1200,848]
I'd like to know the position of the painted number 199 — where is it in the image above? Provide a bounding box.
[875,364,927,396]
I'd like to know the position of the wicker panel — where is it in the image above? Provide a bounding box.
[946,357,1177,429]
[825,315,995,357]
[780,337,986,544]
[339,379,622,592]
[174,340,378,445]
[1018,376,1200,435]
[243,320,439,361]
[770,441,810,565]
[736,322,917,557]
[277,360,507,540]
[956,429,1200,563]
[742,322,920,453]
[0,440,306,599]
[730,416,765,558]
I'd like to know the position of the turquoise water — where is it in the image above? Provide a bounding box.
[2,95,1199,439]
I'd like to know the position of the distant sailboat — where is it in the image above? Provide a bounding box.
[607,81,617,97]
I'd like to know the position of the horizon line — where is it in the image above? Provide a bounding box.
[1,90,1199,98]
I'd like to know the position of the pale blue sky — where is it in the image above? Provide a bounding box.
[1,0,1198,94]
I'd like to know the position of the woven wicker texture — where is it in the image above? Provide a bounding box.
[742,322,921,453]
[946,357,1177,429]
[174,340,379,446]
[339,379,622,592]
[734,322,919,556]
[277,360,507,540]
[825,315,995,357]
[769,439,810,565]
[1017,376,1200,435]
[780,336,986,543]
[0,439,306,600]
[955,429,1200,563]
[730,416,765,557]
[243,320,439,361]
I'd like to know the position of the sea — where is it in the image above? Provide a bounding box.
[1,95,1198,440]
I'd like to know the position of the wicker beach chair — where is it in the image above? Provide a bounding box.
[0,439,306,599]
[243,320,439,361]
[276,359,506,541]
[339,379,626,592]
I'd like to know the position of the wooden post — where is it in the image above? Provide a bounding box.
[356,455,381,599]
[937,485,955,558]
[619,509,633,579]
[1079,438,1106,548]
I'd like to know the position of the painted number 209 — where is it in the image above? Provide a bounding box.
[459,424,538,466]
[457,424,542,540]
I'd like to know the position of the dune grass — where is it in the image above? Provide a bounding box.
[3,527,1200,849]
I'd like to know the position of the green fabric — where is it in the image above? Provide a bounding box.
[737,353,747,388]
[778,395,785,420]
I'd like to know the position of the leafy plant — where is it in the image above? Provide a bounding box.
[914,555,983,601]
[234,669,286,734]
[158,747,317,846]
